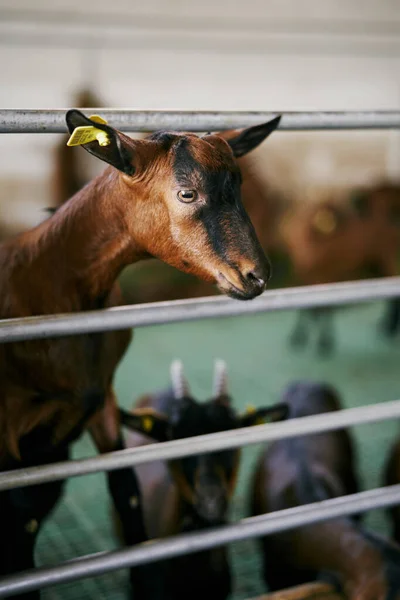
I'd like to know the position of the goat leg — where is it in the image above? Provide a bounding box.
[0,449,67,600]
[289,310,309,349]
[376,259,400,338]
[316,308,335,357]
[0,492,41,600]
[380,298,400,338]
[89,389,165,600]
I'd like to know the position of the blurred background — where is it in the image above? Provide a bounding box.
[1,1,400,599]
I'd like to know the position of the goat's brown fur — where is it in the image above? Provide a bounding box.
[0,113,279,462]
[282,182,400,286]
[0,111,281,597]
[51,118,287,307]
[251,381,400,600]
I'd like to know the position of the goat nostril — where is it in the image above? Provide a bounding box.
[246,271,266,289]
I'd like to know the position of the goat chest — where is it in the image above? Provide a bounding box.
[0,327,132,464]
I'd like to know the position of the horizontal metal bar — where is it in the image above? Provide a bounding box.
[1,277,399,344]
[1,110,400,133]
[1,484,400,597]
[4,8,400,37]
[1,398,400,492]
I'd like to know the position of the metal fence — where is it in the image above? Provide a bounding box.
[1,109,400,597]
[2,109,400,133]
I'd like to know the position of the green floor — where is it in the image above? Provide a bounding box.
[36,300,400,600]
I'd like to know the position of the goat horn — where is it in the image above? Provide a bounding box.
[213,359,228,398]
[170,360,190,399]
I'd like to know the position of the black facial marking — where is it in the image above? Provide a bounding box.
[168,397,236,440]
[148,131,179,152]
[172,138,203,187]
[168,397,238,487]
[201,185,259,275]
[172,140,256,269]
[172,138,239,192]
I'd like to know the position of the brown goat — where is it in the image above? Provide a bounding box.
[283,183,400,354]
[383,438,400,545]
[251,381,400,600]
[51,112,287,305]
[118,360,288,600]
[0,109,281,598]
[283,183,400,285]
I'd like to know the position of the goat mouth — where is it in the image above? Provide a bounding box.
[216,272,264,301]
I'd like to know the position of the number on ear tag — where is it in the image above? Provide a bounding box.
[66,114,110,147]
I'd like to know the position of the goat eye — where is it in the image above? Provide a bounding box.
[177,190,198,203]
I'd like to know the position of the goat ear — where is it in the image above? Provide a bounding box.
[237,402,288,428]
[65,109,135,175]
[119,408,169,442]
[226,116,281,158]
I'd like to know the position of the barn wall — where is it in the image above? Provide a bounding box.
[0,0,399,233]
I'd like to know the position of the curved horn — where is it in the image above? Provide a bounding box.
[213,359,228,398]
[170,360,190,399]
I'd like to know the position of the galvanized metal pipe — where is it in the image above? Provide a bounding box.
[1,110,400,133]
[1,399,400,491]
[1,483,400,597]
[1,277,399,344]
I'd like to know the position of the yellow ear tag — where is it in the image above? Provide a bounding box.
[67,114,111,148]
[142,417,153,433]
[245,404,264,426]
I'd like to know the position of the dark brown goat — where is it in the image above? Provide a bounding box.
[384,438,400,544]
[0,109,281,598]
[251,381,400,600]
[119,360,288,600]
[283,184,400,286]
[284,183,400,354]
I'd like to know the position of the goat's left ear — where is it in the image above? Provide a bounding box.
[227,116,281,158]
[119,408,170,442]
[237,402,288,428]
[66,109,135,175]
